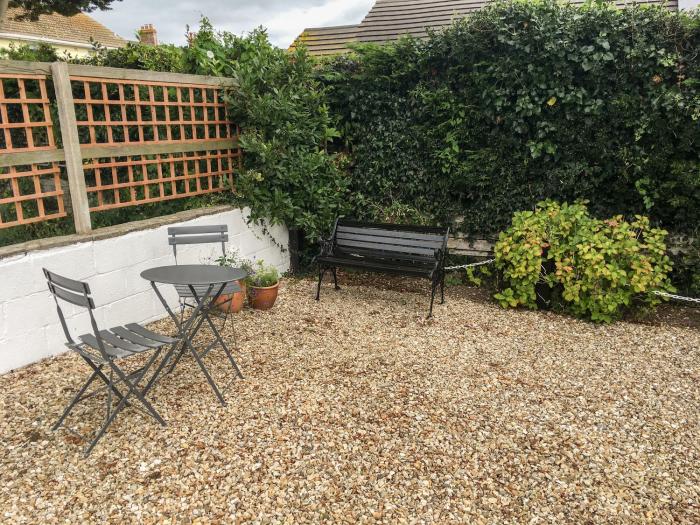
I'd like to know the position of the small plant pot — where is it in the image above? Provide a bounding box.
[248,281,279,310]
[215,280,247,313]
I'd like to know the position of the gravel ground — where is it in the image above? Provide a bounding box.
[1,276,699,524]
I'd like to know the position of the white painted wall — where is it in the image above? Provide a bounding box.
[679,0,700,8]
[0,208,289,374]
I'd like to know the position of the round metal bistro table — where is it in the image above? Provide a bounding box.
[141,264,247,406]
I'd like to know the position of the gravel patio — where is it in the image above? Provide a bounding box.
[1,275,699,523]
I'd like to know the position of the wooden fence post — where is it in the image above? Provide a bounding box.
[51,61,92,234]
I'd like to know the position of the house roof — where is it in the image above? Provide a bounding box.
[0,7,129,50]
[289,24,359,56]
[292,0,679,56]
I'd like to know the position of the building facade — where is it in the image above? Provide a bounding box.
[0,7,128,57]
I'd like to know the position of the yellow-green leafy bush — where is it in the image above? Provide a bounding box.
[494,202,674,323]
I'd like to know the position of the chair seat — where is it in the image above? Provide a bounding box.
[174,281,241,299]
[78,324,179,361]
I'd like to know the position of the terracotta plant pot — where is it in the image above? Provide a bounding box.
[215,280,247,313]
[248,281,279,310]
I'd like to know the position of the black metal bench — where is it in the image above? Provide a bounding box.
[315,219,450,317]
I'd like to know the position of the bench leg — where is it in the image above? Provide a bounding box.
[428,279,439,318]
[316,267,326,301]
[332,267,340,290]
[440,272,445,304]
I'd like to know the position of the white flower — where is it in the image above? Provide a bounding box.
[206,50,215,59]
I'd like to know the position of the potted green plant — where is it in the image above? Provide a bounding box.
[212,249,254,313]
[246,259,280,310]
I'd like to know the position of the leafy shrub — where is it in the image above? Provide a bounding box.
[185,23,352,241]
[79,41,187,72]
[322,1,700,240]
[494,201,674,323]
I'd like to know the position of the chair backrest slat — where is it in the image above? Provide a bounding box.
[45,270,91,294]
[167,224,229,262]
[168,234,229,246]
[48,282,95,309]
[168,225,227,236]
[44,269,97,347]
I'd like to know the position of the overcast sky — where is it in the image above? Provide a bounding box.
[91,0,375,48]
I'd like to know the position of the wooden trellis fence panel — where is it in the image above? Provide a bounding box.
[0,60,239,233]
[0,70,66,228]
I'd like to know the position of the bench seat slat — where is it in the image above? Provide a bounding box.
[335,246,437,264]
[335,238,438,257]
[337,225,446,242]
[338,220,446,235]
[317,255,436,277]
[336,231,444,249]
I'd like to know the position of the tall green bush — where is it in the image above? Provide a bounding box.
[184,22,351,240]
[323,1,700,241]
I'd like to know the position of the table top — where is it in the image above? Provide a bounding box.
[141,265,247,286]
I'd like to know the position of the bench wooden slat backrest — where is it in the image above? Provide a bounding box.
[333,220,449,261]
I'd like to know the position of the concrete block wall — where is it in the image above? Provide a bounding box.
[0,207,289,374]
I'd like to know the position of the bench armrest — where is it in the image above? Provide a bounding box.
[433,248,447,273]
[318,237,334,257]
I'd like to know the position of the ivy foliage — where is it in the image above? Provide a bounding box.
[494,201,674,323]
[322,1,700,239]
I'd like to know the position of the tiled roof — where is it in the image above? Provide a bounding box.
[0,7,128,49]
[292,0,679,55]
[289,24,359,56]
[356,0,678,43]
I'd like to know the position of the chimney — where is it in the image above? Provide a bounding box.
[138,24,158,46]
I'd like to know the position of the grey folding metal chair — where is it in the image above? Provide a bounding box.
[167,225,242,308]
[165,225,242,382]
[44,269,178,456]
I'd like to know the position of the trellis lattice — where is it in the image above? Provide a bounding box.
[71,77,237,146]
[0,73,66,228]
[83,149,240,211]
[0,163,66,227]
[0,74,55,152]
[0,61,241,231]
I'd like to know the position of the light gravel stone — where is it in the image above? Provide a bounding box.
[1,276,698,524]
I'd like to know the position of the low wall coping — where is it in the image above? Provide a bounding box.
[0,205,235,260]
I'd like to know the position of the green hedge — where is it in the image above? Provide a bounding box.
[322,1,700,241]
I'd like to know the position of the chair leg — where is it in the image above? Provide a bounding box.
[107,351,166,426]
[52,367,101,431]
[83,352,164,456]
[332,267,340,290]
[315,267,327,301]
[201,308,244,380]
